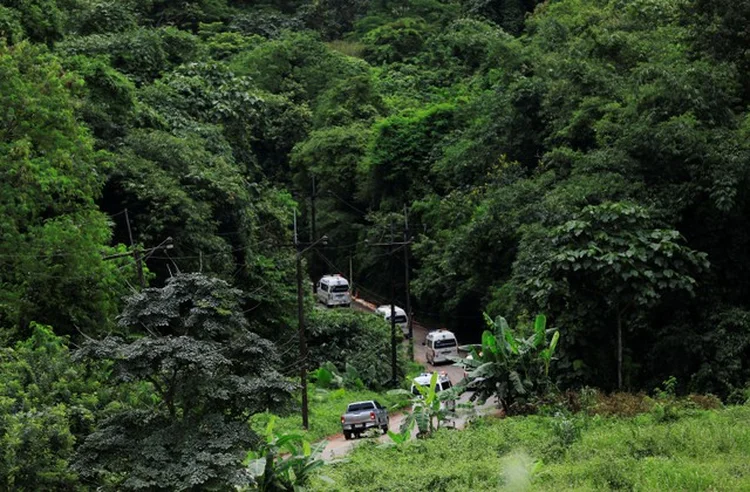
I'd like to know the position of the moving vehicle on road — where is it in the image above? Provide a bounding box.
[341,400,389,440]
[411,372,456,411]
[425,329,459,365]
[375,304,408,334]
[316,274,351,307]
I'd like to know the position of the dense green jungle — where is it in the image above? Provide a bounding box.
[1,0,749,488]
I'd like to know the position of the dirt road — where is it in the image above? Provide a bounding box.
[320,297,497,461]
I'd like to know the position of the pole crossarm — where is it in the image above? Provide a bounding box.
[101,237,174,261]
[296,235,329,256]
[367,240,413,247]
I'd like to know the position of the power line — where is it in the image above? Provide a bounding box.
[324,190,368,216]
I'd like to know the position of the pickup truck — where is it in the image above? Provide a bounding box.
[340,400,389,440]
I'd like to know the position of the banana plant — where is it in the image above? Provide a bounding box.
[455,313,559,414]
[244,416,328,491]
[385,419,414,446]
[398,372,458,437]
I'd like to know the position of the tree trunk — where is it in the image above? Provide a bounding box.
[616,308,623,390]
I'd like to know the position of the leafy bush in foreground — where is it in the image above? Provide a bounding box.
[0,323,111,490]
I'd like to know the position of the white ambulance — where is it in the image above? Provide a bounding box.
[424,329,459,365]
[316,274,351,307]
[411,372,456,411]
[374,305,408,334]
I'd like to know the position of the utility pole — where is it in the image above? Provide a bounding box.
[367,229,413,388]
[310,175,318,294]
[124,209,145,289]
[403,204,414,361]
[389,221,397,387]
[294,209,309,430]
[293,208,328,430]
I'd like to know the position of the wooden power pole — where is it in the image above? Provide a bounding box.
[294,209,309,430]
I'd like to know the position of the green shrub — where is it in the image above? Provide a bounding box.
[686,393,723,410]
[307,308,406,390]
[591,392,655,417]
[0,323,112,490]
[361,18,430,65]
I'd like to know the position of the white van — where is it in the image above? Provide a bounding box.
[411,372,456,411]
[316,275,351,307]
[375,305,408,334]
[425,329,458,365]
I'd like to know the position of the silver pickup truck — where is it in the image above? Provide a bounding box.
[340,400,389,440]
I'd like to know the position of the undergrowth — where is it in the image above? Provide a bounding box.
[311,405,750,491]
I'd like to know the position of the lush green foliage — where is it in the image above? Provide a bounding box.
[2,0,746,397]
[74,274,294,489]
[457,314,559,414]
[313,405,750,491]
[0,324,110,490]
[0,42,132,341]
[307,308,406,390]
[2,0,750,487]
[515,202,708,388]
[245,417,327,491]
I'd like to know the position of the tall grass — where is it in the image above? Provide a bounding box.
[311,405,750,491]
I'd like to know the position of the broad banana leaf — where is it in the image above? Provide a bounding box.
[509,371,526,394]
[534,314,547,347]
[482,330,498,356]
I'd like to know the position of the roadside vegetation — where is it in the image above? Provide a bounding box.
[314,398,750,491]
[251,383,412,443]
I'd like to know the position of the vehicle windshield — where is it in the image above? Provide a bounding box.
[347,402,374,412]
[331,285,349,293]
[434,338,457,349]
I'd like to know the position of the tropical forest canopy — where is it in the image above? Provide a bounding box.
[1,0,750,487]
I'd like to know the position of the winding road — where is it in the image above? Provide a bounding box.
[320,297,498,461]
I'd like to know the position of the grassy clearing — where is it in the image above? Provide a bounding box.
[311,405,750,491]
[251,384,411,443]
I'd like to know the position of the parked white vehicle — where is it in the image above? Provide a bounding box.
[375,305,408,334]
[425,329,459,365]
[316,275,351,307]
[411,372,456,411]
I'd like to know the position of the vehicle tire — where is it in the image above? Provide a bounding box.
[381,423,388,434]
[344,431,352,440]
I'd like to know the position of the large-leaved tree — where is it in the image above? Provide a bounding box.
[515,202,709,389]
[74,273,295,490]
